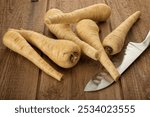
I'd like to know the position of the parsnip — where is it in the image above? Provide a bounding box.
[76,19,120,81]
[44,9,98,60]
[3,30,63,81]
[45,4,111,24]
[13,29,81,68]
[103,11,141,55]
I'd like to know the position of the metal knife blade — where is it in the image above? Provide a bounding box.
[84,30,150,92]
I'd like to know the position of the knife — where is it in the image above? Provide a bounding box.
[84,30,150,92]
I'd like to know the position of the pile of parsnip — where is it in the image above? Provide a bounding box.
[3,4,141,81]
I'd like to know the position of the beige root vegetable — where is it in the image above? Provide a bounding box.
[103,11,141,55]
[44,9,98,60]
[45,3,111,24]
[3,30,63,81]
[13,29,81,68]
[76,19,120,81]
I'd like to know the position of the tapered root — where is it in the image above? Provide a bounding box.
[76,19,120,81]
[103,11,141,55]
[3,30,63,81]
[44,9,99,61]
[47,4,111,24]
[13,29,81,68]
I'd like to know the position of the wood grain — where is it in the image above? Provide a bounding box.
[0,0,150,99]
[0,0,47,99]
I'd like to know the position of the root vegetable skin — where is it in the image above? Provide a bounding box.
[76,19,120,81]
[103,11,141,55]
[44,9,99,61]
[3,30,63,81]
[46,3,111,24]
[14,29,81,68]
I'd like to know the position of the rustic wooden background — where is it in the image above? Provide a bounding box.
[0,0,150,100]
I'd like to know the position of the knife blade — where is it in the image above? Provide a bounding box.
[84,30,150,92]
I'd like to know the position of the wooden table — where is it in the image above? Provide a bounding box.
[0,0,150,100]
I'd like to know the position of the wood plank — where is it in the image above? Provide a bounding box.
[37,0,122,100]
[106,0,150,99]
[1,0,149,99]
[0,0,47,99]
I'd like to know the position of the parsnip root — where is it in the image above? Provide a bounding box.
[45,4,111,24]
[103,11,141,55]
[13,29,81,68]
[76,19,120,81]
[3,30,63,81]
[44,8,99,61]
